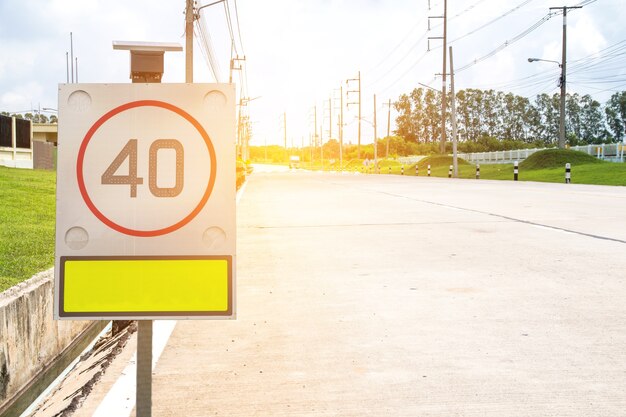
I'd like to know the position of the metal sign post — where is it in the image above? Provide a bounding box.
[54,42,236,416]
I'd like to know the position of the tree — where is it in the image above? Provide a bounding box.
[532,93,560,145]
[579,94,607,143]
[394,93,417,143]
[565,93,582,143]
[605,91,626,142]
[394,84,626,150]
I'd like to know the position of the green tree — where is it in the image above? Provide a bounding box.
[605,91,626,141]
[565,93,582,142]
[394,93,417,143]
[579,94,606,143]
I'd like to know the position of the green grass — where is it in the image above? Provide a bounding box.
[0,167,56,292]
[388,150,626,186]
[334,150,626,185]
[520,149,601,170]
[464,162,626,186]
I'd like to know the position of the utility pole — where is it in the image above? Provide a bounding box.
[384,99,391,158]
[283,111,287,162]
[428,0,447,153]
[237,100,243,158]
[335,85,344,168]
[358,72,361,159]
[441,0,447,154]
[65,52,69,83]
[373,94,378,171]
[309,133,313,167]
[340,86,344,168]
[449,46,458,177]
[347,71,362,158]
[314,105,318,164]
[550,5,582,149]
[185,0,193,82]
[320,123,324,169]
[328,97,333,142]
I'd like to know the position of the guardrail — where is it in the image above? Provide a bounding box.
[457,143,626,164]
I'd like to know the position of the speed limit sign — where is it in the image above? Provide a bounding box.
[55,84,235,320]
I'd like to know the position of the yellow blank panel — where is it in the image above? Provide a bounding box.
[62,258,230,314]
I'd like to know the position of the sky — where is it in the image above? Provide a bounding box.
[0,0,624,147]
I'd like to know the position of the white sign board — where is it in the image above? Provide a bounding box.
[55,84,236,320]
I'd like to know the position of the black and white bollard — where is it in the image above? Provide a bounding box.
[428,164,431,177]
[389,166,391,174]
[565,162,571,184]
[401,165,404,175]
[448,165,452,178]
[513,160,519,181]
[415,164,419,176]
[476,164,480,179]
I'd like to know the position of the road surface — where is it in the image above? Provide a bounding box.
[84,170,626,416]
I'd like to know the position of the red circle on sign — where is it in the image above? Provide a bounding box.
[76,100,217,237]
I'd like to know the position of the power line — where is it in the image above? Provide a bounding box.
[366,19,428,78]
[233,0,246,56]
[448,0,536,46]
[377,50,431,97]
[456,11,558,73]
[368,29,430,88]
[194,4,223,81]
[223,1,238,55]
[575,0,597,6]
[367,0,490,91]
[430,0,489,30]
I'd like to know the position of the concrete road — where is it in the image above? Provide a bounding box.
[149,172,626,416]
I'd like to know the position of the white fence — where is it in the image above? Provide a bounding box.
[0,147,33,169]
[457,143,626,164]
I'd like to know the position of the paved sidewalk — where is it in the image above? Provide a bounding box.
[120,172,626,415]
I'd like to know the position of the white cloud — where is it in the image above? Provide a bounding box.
[569,13,606,58]
[1,81,45,112]
[0,0,623,143]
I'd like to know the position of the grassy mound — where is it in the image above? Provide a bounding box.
[342,159,364,170]
[416,155,469,169]
[520,149,602,170]
[377,159,403,168]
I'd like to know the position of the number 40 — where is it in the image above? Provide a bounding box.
[101,139,184,198]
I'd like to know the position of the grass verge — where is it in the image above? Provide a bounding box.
[329,150,626,186]
[0,167,56,292]
[400,150,626,186]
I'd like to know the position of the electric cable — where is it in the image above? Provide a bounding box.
[456,11,558,73]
